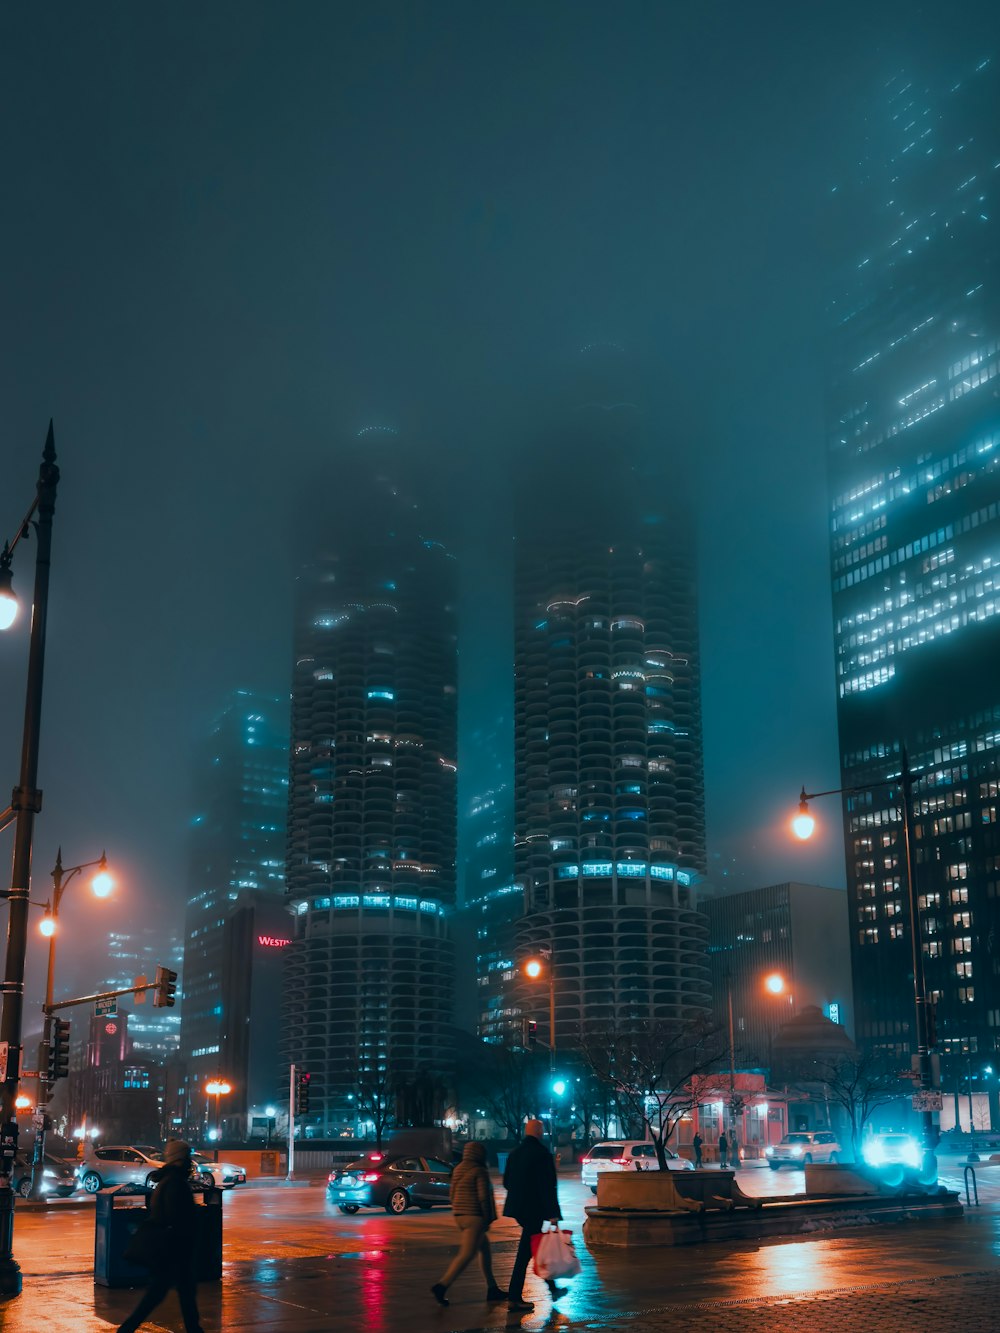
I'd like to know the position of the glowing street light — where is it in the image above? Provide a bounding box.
[0,547,16,631]
[791,792,816,841]
[206,1079,232,1159]
[38,915,56,939]
[524,958,543,980]
[13,1096,31,1113]
[764,973,786,996]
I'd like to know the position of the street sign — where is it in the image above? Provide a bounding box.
[95,997,118,1017]
[134,975,147,1004]
[911,1090,944,1112]
[0,1042,7,1083]
[31,1113,44,1129]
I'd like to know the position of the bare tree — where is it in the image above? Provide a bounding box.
[467,1044,545,1140]
[804,1052,905,1160]
[580,1013,727,1169]
[355,1069,396,1148]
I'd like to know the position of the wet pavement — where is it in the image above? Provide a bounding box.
[0,1161,997,1331]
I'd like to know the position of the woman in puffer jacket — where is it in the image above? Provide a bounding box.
[430,1142,507,1307]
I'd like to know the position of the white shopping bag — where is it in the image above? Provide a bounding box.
[532,1225,582,1280]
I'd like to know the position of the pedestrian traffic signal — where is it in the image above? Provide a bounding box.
[295,1071,311,1116]
[153,965,178,1008]
[522,1018,538,1048]
[47,1018,71,1082]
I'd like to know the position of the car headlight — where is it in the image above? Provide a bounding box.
[791,1145,803,1157]
[863,1144,884,1166]
[43,1169,55,1178]
[764,1146,774,1156]
[902,1141,921,1168]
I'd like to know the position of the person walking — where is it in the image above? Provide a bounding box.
[692,1132,703,1169]
[431,1142,506,1307]
[502,1119,566,1313]
[718,1131,729,1169]
[117,1140,203,1333]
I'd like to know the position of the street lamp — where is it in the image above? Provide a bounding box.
[523,949,557,1137]
[0,422,60,1297]
[29,849,114,1198]
[794,751,939,1173]
[205,1079,232,1159]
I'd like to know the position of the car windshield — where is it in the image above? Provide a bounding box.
[783,1134,813,1144]
[589,1145,625,1159]
[882,1136,911,1146]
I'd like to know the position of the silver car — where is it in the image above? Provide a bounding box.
[77,1144,167,1192]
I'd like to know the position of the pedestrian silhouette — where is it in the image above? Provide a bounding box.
[431,1142,506,1307]
[503,1120,567,1313]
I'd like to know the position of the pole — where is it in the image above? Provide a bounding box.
[29,854,64,1199]
[967,1053,975,1135]
[0,425,59,1297]
[287,1063,295,1181]
[900,752,938,1169]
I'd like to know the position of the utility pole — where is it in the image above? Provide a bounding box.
[287,1063,295,1181]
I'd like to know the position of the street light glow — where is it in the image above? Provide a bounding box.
[206,1080,232,1096]
[764,972,786,995]
[38,915,56,938]
[552,1079,567,1097]
[91,862,114,898]
[791,801,816,840]
[14,1095,31,1111]
[524,958,543,979]
[0,550,16,630]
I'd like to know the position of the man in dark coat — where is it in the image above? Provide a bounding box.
[117,1139,203,1333]
[502,1119,565,1312]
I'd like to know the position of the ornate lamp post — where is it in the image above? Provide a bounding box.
[0,424,59,1298]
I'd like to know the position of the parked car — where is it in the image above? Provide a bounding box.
[765,1131,842,1169]
[190,1152,247,1189]
[862,1132,921,1169]
[77,1144,167,1193]
[581,1141,694,1193]
[327,1153,453,1214]
[12,1152,77,1199]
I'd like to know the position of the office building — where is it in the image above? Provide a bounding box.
[705,882,852,1073]
[103,926,184,1062]
[181,690,288,1101]
[513,350,711,1044]
[283,442,458,1135]
[827,55,1000,1092]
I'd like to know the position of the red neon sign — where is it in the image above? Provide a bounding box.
[257,934,291,948]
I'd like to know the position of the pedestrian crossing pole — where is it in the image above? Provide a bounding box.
[287,1063,296,1181]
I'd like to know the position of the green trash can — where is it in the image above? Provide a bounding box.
[94,1185,153,1288]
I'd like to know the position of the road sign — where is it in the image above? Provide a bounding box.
[911,1090,944,1112]
[95,997,118,1017]
[134,975,147,1004]
[31,1113,44,1129]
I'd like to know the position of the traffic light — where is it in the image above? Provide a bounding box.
[153,965,178,1008]
[47,1018,70,1083]
[522,1018,538,1049]
[295,1071,311,1116]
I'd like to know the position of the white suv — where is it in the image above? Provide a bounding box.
[581,1140,694,1192]
[766,1131,841,1169]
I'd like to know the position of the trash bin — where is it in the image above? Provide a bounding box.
[497,1152,509,1175]
[94,1183,224,1288]
[94,1185,153,1288]
[194,1184,224,1281]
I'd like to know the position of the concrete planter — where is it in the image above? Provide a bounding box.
[804,1162,879,1196]
[597,1170,707,1212]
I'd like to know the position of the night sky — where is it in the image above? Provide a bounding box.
[1,3,994,996]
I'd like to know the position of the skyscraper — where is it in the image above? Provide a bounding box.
[827,55,1000,1097]
[283,440,458,1135]
[103,926,184,1062]
[512,350,711,1044]
[181,690,288,1102]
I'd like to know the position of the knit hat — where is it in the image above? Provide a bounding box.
[164,1139,191,1166]
[462,1141,487,1164]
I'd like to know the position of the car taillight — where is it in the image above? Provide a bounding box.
[362,1172,380,1182]
[612,1157,629,1164]
[369,1154,383,1162]
[328,1172,337,1183]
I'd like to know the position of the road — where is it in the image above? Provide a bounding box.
[2,1159,998,1331]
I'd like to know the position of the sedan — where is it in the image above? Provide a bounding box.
[190,1152,247,1188]
[13,1153,77,1199]
[77,1144,167,1193]
[327,1153,452,1214]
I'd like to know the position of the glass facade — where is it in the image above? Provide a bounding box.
[827,56,1000,1089]
[180,690,288,1099]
